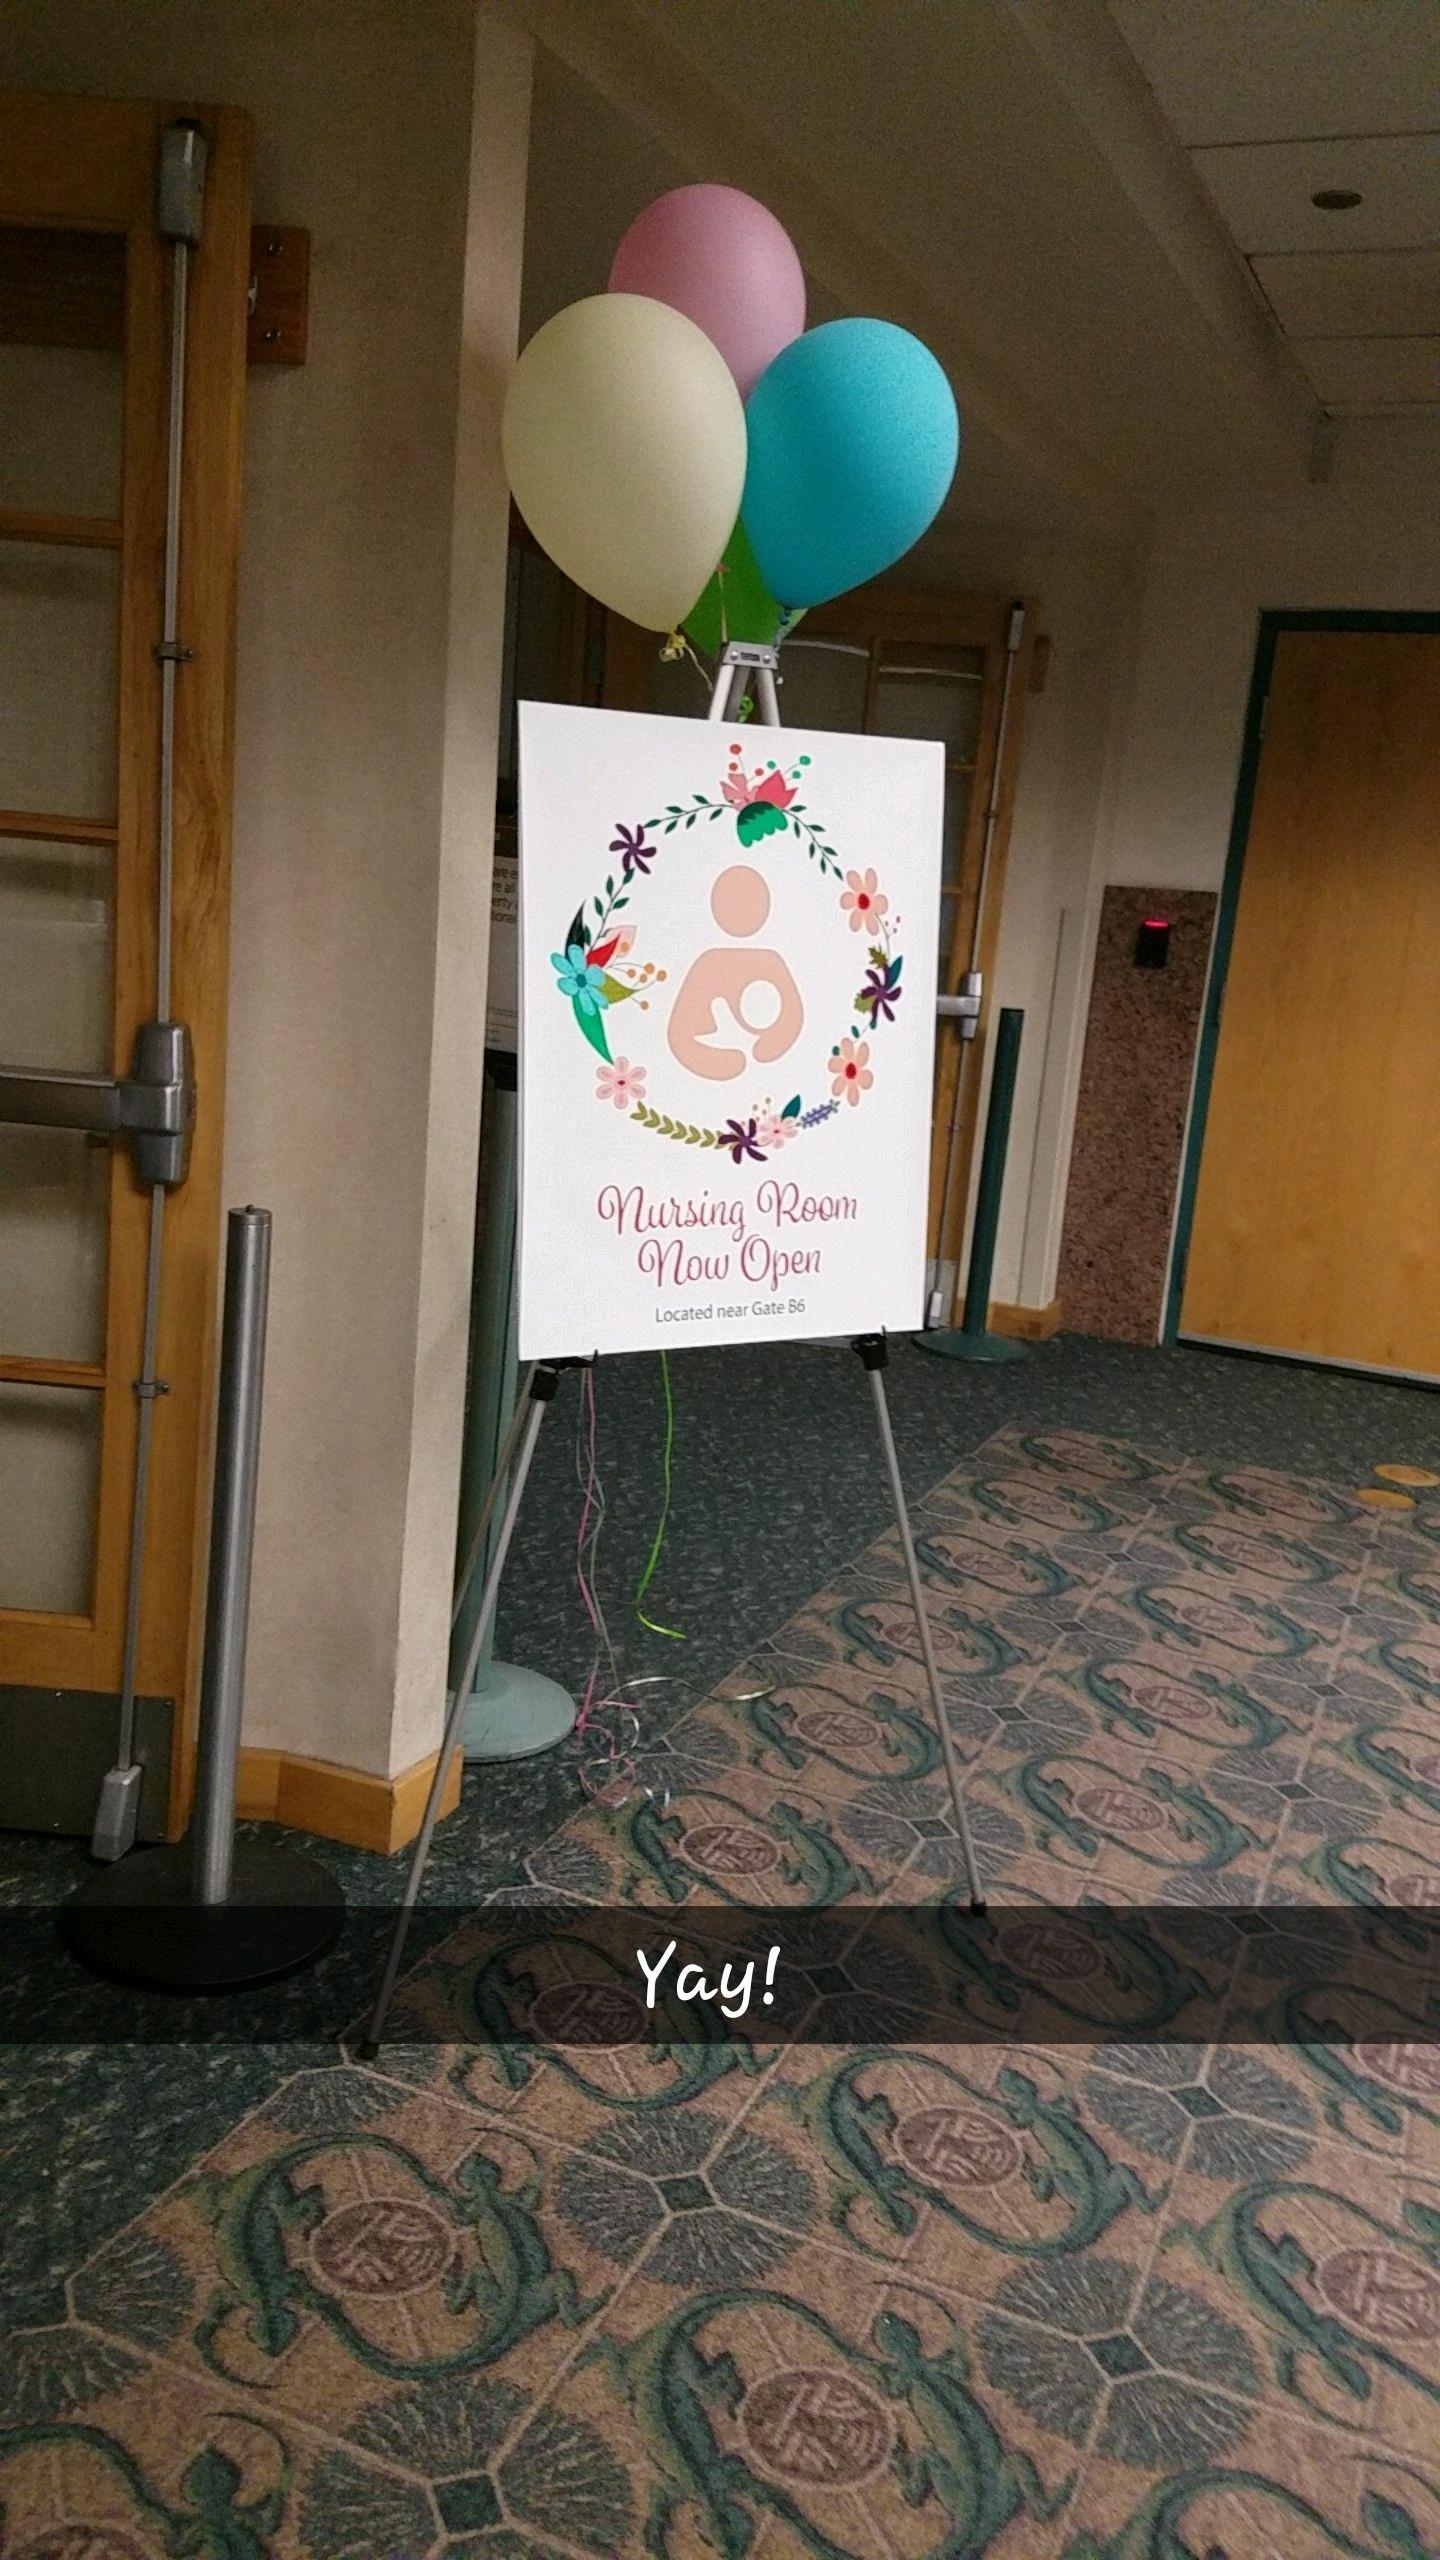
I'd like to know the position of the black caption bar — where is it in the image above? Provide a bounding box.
[6,1899,1436,2048]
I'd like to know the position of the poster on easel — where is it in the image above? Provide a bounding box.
[517,702,944,1359]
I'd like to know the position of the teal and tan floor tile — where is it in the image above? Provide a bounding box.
[5,1377,1440,2556]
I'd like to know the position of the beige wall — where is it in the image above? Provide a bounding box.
[927,461,1440,1320]
[902,518,1148,1315]
[3,2,533,1777]
[1017,464,1440,1330]
[1107,474,1440,895]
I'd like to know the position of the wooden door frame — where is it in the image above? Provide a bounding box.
[801,582,1034,1273]
[1164,606,1440,1349]
[0,92,252,1834]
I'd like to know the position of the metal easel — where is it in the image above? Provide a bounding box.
[362,638,986,2054]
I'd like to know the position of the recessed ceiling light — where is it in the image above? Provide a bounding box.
[1312,187,1363,211]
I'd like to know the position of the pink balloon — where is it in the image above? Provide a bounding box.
[609,185,805,399]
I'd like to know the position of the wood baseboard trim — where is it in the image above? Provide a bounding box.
[235,1741,463,1853]
[988,1296,1064,1341]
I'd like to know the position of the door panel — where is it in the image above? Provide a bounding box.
[0,1382,102,1613]
[0,93,251,1829]
[1180,623,1440,1377]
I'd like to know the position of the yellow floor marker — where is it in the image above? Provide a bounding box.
[1373,1463,1440,1488]
[1356,1484,1416,1510]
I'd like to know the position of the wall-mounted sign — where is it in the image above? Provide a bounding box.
[517,702,943,1359]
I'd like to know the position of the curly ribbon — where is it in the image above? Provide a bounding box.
[635,1349,684,1641]
[567,1366,674,1810]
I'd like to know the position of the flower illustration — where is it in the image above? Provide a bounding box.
[841,868,888,933]
[722,758,797,814]
[552,944,609,1016]
[720,1117,766,1164]
[830,1037,873,1106]
[595,1057,646,1110]
[754,1112,796,1152]
[723,752,802,845]
[858,959,903,1024]
[609,823,655,878]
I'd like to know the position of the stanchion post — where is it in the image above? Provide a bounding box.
[192,1207,270,1904]
[916,1005,1027,1364]
[960,1005,1022,1333]
[61,1206,344,1993]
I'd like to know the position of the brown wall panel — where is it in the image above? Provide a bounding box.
[1059,886,1215,1344]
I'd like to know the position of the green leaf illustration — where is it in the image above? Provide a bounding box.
[574,999,611,1063]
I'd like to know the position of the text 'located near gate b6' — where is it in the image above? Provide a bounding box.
[516,702,944,1359]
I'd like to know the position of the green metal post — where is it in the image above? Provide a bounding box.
[451,1053,576,1759]
[916,1005,1027,1364]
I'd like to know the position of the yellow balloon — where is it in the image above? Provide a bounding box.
[502,295,746,631]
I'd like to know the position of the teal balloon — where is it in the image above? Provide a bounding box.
[741,318,959,608]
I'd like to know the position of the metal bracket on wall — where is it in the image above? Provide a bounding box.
[0,1020,196,1188]
[246,225,310,365]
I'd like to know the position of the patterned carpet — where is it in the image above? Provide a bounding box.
[4,1421,1440,2559]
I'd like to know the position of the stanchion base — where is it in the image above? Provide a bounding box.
[458,1660,578,1762]
[914,1327,1028,1364]
[60,1840,344,1992]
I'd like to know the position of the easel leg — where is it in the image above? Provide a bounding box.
[450,1360,536,1634]
[854,1334,986,1913]
[361,1360,565,2055]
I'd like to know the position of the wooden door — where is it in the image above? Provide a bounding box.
[1178,618,1440,1379]
[0,92,251,1832]
[602,584,1033,1277]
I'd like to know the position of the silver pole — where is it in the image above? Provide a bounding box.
[866,1358,985,1911]
[926,602,1025,1328]
[156,235,188,1016]
[450,1360,536,1634]
[363,1372,558,2052]
[707,656,737,720]
[92,129,206,1860]
[191,1208,271,1905]
[112,1183,165,1770]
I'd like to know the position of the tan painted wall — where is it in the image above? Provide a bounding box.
[1108,477,1440,897]
[2,2,533,1776]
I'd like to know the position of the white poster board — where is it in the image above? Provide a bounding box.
[517,702,943,1360]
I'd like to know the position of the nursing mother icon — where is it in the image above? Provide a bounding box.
[667,863,805,1081]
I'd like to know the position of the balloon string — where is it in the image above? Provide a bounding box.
[566,1368,674,1810]
[573,1366,615,1732]
[635,1350,683,1641]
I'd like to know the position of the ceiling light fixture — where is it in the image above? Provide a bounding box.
[1311,188,1363,211]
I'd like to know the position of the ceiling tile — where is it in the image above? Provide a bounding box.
[1294,333,1440,407]
[1192,133,1440,253]
[1108,0,1440,146]
[1252,246,1440,337]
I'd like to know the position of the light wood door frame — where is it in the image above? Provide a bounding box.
[1167,606,1440,1370]
[0,92,252,1832]
[602,582,1034,1276]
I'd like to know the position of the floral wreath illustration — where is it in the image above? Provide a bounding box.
[550,745,905,1165]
